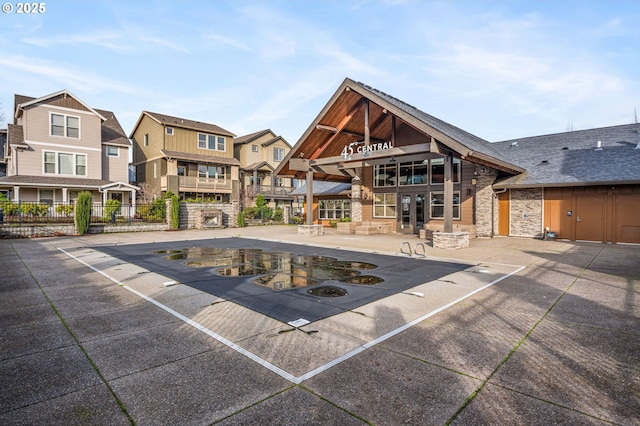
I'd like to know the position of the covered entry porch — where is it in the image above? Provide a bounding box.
[274,78,523,248]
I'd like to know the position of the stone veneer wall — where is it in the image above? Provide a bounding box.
[509,188,543,238]
[474,166,498,237]
[0,223,168,238]
[178,202,238,229]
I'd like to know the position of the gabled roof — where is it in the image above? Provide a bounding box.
[492,123,640,188]
[242,161,274,172]
[235,129,292,148]
[275,77,523,180]
[95,109,130,147]
[14,90,107,121]
[235,129,274,145]
[132,111,235,138]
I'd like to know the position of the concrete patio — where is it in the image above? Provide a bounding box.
[1,226,638,425]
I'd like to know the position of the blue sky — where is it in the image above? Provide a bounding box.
[1,0,639,144]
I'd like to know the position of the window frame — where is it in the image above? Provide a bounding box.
[38,189,54,205]
[106,146,119,157]
[251,144,259,152]
[43,151,87,176]
[373,193,397,218]
[374,164,397,187]
[198,133,226,152]
[398,161,428,186]
[429,191,461,220]
[50,112,80,139]
[166,127,174,135]
[318,199,351,220]
[430,158,461,184]
[273,147,285,162]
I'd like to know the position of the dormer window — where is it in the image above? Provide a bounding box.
[51,113,79,138]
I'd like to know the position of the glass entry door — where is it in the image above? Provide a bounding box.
[399,193,425,234]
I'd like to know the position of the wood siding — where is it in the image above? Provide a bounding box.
[17,104,103,179]
[102,145,129,182]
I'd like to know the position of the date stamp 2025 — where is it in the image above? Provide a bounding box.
[2,2,46,14]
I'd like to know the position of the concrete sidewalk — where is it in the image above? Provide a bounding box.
[1,226,638,425]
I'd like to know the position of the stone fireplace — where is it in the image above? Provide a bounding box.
[195,209,223,229]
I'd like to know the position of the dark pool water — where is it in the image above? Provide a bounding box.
[155,247,383,291]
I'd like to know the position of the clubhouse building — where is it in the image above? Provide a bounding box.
[276,78,640,247]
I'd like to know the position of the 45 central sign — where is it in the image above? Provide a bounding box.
[341,140,394,160]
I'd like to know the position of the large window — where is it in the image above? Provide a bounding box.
[374,164,397,187]
[318,199,351,220]
[430,191,460,219]
[430,158,461,184]
[51,113,79,138]
[43,151,86,176]
[198,133,226,151]
[273,147,285,162]
[198,164,226,179]
[373,193,396,218]
[398,161,428,185]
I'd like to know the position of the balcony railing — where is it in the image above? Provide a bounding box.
[161,175,232,192]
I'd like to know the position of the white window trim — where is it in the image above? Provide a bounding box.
[106,146,119,157]
[49,112,81,139]
[43,150,88,176]
[198,133,226,152]
[38,189,54,204]
[273,147,285,162]
[166,127,174,135]
[373,193,396,218]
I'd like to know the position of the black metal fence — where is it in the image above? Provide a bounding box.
[0,201,166,225]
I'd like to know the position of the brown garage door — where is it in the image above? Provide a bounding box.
[615,195,640,244]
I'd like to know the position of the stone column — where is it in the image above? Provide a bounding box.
[350,168,362,222]
[474,166,498,237]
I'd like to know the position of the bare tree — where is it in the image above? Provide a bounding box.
[137,182,157,204]
[239,187,257,210]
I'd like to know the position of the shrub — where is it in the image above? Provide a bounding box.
[272,207,283,222]
[237,210,245,227]
[56,204,74,217]
[139,198,167,221]
[21,203,50,217]
[104,199,121,220]
[75,191,92,235]
[0,195,19,216]
[170,195,180,230]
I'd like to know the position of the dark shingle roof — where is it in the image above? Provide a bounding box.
[145,111,235,137]
[355,81,510,165]
[160,149,240,165]
[7,124,24,147]
[95,109,130,147]
[491,123,640,187]
[0,175,113,187]
[235,129,273,145]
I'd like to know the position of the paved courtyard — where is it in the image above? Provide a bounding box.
[1,226,638,425]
